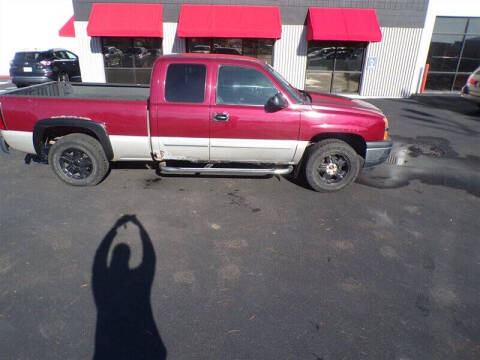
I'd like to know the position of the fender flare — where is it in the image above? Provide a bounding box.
[33,118,114,160]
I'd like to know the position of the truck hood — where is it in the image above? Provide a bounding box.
[307,91,384,117]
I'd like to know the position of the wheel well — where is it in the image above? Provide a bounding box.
[44,126,99,145]
[33,118,114,161]
[309,133,367,159]
[40,127,101,159]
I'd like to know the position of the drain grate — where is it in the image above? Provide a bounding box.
[385,148,409,166]
[386,154,397,164]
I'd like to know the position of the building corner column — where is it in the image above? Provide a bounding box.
[73,21,106,83]
[163,23,185,54]
[273,25,308,90]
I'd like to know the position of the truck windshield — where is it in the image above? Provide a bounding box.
[264,64,309,104]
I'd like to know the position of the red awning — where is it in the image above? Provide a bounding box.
[87,3,163,37]
[177,5,281,39]
[307,8,382,42]
[59,16,75,37]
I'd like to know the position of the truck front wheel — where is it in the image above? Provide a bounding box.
[48,133,109,186]
[304,139,360,192]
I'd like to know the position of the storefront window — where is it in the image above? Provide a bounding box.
[305,41,366,94]
[186,38,274,65]
[102,37,162,84]
[426,17,480,91]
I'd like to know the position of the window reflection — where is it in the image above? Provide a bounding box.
[458,36,480,72]
[427,34,463,72]
[306,41,366,94]
[425,73,456,91]
[426,17,480,91]
[165,64,206,103]
[216,65,278,106]
[467,18,480,34]
[433,17,468,34]
[102,37,162,84]
[187,38,273,65]
[332,72,362,93]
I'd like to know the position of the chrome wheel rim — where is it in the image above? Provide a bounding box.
[317,154,350,184]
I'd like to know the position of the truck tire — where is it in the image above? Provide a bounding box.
[304,139,360,192]
[48,133,109,186]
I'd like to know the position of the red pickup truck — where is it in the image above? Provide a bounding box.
[0,54,391,192]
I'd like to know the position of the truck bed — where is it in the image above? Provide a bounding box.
[3,81,150,101]
[0,81,149,144]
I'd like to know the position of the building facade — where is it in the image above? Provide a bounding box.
[69,0,428,98]
[2,1,480,98]
[411,0,480,94]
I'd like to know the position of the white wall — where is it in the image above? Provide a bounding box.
[362,27,423,98]
[0,0,77,77]
[163,22,186,54]
[273,25,308,90]
[410,0,480,94]
[73,21,105,82]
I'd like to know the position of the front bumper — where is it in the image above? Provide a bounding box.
[461,86,480,104]
[364,139,393,168]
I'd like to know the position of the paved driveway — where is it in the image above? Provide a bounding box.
[0,95,479,359]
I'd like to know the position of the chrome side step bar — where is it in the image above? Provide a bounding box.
[160,165,293,176]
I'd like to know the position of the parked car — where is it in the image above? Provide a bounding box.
[0,54,392,191]
[461,66,480,106]
[9,49,81,87]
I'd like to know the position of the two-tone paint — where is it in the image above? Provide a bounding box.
[0,53,390,166]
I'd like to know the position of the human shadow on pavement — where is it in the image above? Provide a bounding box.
[92,215,167,360]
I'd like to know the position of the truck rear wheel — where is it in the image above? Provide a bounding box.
[304,139,360,192]
[48,133,109,186]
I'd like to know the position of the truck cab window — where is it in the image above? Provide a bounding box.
[165,64,206,103]
[216,65,278,106]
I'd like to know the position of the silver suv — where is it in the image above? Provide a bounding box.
[461,66,480,106]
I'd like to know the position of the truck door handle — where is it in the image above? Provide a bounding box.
[213,113,229,122]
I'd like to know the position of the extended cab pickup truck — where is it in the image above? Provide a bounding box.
[0,54,392,192]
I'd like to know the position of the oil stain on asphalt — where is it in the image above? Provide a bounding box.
[358,135,480,197]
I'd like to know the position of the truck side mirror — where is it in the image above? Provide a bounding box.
[265,93,288,113]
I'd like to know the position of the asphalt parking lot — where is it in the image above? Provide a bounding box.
[0,81,16,93]
[0,94,479,359]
